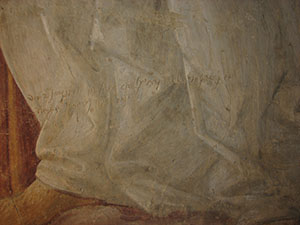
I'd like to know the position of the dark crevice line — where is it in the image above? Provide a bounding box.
[271,70,288,101]
[10,197,24,225]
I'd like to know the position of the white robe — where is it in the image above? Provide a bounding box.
[0,0,299,220]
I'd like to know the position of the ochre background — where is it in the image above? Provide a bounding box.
[0,48,40,198]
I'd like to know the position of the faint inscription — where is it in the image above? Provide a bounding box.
[27,71,231,114]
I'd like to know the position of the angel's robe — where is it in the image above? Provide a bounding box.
[0,0,299,221]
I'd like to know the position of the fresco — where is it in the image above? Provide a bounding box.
[0,1,299,224]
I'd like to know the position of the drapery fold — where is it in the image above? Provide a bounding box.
[0,0,299,220]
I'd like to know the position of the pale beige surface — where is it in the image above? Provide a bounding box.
[0,0,299,223]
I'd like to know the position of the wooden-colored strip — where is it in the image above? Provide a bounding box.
[7,69,40,195]
[0,48,11,198]
[0,46,40,196]
[7,69,23,194]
